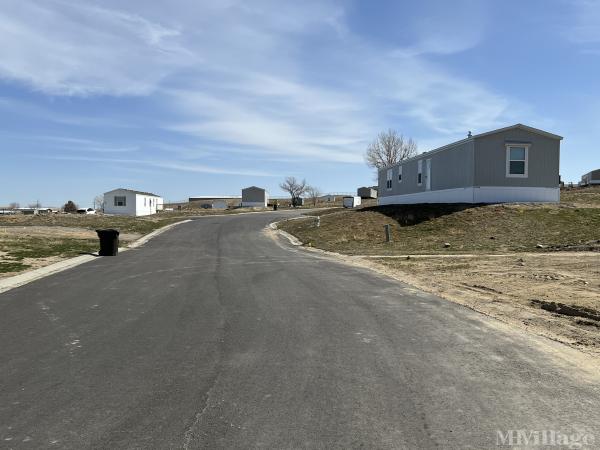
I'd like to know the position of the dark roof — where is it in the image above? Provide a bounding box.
[105,188,161,197]
[242,186,265,191]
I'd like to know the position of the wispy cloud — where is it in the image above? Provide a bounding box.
[0,0,192,96]
[0,0,525,167]
[40,154,276,177]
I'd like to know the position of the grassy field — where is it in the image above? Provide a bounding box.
[0,210,207,234]
[0,211,202,275]
[560,186,600,206]
[279,190,600,255]
[280,203,600,255]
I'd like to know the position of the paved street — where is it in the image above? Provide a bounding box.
[1,211,599,449]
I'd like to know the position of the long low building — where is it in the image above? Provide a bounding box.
[378,123,562,205]
[188,195,241,202]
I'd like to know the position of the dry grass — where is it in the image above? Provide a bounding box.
[560,186,600,206]
[0,212,193,276]
[280,203,600,255]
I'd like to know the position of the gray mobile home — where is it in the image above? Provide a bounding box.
[581,169,600,186]
[378,124,562,205]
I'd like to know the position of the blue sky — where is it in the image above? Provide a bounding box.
[1,0,599,207]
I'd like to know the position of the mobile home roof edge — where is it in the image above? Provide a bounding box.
[379,124,563,172]
[105,188,161,197]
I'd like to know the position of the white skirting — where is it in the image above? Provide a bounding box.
[241,201,266,207]
[378,186,560,205]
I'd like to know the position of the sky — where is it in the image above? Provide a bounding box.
[1,0,599,207]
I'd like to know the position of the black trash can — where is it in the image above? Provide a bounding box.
[96,229,120,256]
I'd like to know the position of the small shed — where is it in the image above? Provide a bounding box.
[241,186,269,207]
[213,200,228,209]
[343,196,362,208]
[357,187,378,199]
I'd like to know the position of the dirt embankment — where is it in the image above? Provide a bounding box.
[368,253,600,355]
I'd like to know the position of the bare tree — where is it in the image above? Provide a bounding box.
[93,195,105,211]
[9,202,19,209]
[364,129,418,169]
[306,186,322,207]
[279,176,307,207]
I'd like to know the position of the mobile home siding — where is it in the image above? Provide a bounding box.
[378,140,474,196]
[474,129,560,188]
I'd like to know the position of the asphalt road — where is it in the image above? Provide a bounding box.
[1,211,599,449]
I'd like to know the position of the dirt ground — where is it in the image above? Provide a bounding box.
[337,252,600,356]
[0,226,142,279]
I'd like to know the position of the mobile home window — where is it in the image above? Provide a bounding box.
[114,196,126,207]
[398,165,403,182]
[417,160,423,185]
[506,144,529,177]
[386,169,393,189]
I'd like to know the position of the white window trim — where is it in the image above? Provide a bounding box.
[417,160,423,186]
[114,195,126,207]
[386,168,393,190]
[398,165,403,182]
[505,144,530,178]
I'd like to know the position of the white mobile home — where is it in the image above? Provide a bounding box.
[241,186,269,207]
[103,189,163,216]
[378,124,562,205]
[581,169,600,186]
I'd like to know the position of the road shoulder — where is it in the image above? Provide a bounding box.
[268,219,600,359]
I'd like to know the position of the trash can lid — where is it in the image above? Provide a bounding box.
[96,228,120,235]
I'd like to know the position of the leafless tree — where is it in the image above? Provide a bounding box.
[93,195,105,211]
[279,176,307,207]
[306,186,322,207]
[364,129,418,169]
[9,202,19,209]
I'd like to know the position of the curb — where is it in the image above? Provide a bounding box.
[267,221,303,246]
[0,219,192,295]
